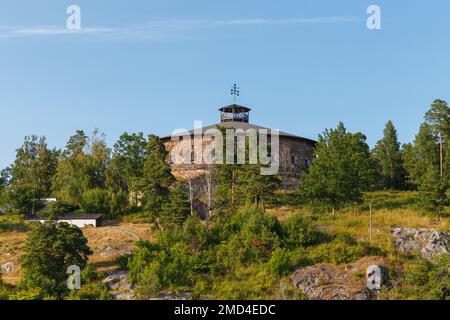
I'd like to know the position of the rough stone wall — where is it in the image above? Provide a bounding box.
[279,137,314,176]
[163,138,216,179]
[163,136,314,178]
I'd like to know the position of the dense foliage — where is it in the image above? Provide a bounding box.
[126,206,379,299]
[392,254,449,300]
[299,122,377,210]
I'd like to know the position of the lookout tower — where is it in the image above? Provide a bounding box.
[219,104,251,123]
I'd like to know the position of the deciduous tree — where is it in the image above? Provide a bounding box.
[299,122,377,211]
[8,136,59,215]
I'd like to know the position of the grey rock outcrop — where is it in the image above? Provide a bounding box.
[149,291,193,300]
[290,264,371,300]
[102,270,135,300]
[1,262,14,273]
[391,227,449,258]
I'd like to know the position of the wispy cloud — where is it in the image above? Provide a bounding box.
[214,16,361,26]
[0,25,122,38]
[0,16,361,40]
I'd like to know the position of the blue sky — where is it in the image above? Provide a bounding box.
[0,0,449,169]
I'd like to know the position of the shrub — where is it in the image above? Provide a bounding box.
[66,282,112,300]
[212,208,282,272]
[65,265,111,300]
[269,248,291,277]
[392,254,449,300]
[128,240,198,295]
[307,232,377,264]
[281,214,318,248]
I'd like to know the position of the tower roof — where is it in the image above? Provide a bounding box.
[218,104,251,113]
[161,121,317,146]
[219,104,251,123]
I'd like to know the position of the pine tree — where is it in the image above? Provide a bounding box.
[213,130,279,212]
[401,110,449,214]
[160,184,190,229]
[424,99,450,179]
[141,135,175,216]
[418,165,448,217]
[372,120,406,189]
[402,123,439,187]
[20,221,92,298]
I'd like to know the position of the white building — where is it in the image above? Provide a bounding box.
[29,214,103,228]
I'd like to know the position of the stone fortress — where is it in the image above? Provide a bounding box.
[161,104,316,179]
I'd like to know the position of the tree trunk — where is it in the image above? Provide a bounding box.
[188,178,194,216]
[204,166,212,234]
[440,131,443,179]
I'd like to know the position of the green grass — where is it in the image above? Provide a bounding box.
[267,190,449,253]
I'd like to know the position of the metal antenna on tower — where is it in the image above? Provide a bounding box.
[230,83,240,104]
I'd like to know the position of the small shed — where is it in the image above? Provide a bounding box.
[28,214,103,228]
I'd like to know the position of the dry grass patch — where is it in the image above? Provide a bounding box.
[0,231,27,285]
[0,217,154,284]
[316,208,449,250]
[82,222,154,272]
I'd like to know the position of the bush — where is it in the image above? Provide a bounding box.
[65,264,111,300]
[212,208,282,272]
[392,254,449,300]
[281,214,318,248]
[269,248,291,277]
[306,232,377,264]
[66,282,112,300]
[128,240,198,295]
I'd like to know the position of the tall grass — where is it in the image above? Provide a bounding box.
[267,190,449,252]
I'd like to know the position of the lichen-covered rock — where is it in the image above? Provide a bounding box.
[290,264,371,300]
[366,265,387,290]
[391,227,449,258]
